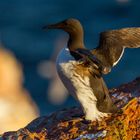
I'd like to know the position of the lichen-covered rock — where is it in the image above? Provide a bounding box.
[1,78,140,140]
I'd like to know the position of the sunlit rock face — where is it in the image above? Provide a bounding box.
[0,46,39,134]
[1,77,140,140]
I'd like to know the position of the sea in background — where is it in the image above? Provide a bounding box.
[0,0,140,116]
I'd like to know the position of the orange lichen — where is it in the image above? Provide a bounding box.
[1,78,140,140]
[104,98,140,140]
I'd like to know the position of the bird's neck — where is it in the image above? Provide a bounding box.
[67,31,85,51]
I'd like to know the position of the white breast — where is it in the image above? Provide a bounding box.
[56,47,92,98]
[56,47,75,64]
[56,47,77,95]
[56,47,108,121]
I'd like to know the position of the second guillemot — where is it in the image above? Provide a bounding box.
[43,18,140,121]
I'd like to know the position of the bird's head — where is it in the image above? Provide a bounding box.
[43,18,83,35]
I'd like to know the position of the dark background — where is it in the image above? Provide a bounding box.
[0,0,140,115]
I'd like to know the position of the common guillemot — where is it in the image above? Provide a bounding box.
[43,18,140,121]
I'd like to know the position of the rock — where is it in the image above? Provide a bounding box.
[0,46,39,134]
[1,77,140,140]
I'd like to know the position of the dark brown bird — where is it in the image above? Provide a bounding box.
[44,18,140,120]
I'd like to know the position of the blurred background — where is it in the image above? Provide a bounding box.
[0,0,140,132]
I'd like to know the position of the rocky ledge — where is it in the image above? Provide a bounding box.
[1,77,140,140]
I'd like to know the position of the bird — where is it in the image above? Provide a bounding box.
[43,18,140,121]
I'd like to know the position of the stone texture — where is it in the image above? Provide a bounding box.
[1,77,140,140]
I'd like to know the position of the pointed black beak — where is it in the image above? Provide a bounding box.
[42,22,64,30]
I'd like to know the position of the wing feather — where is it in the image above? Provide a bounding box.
[92,27,140,74]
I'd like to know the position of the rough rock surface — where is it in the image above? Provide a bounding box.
[1,77,140,140]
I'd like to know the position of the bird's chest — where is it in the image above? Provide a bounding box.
[56,48,92,96]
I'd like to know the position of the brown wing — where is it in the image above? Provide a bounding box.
[92,27,140,74]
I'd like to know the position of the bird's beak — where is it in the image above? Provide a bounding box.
[43,22,64,30]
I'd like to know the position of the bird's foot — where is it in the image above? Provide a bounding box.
[85,111,111,121]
